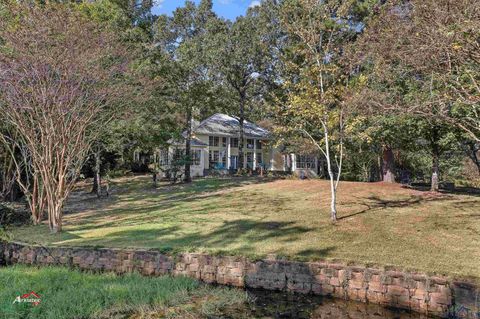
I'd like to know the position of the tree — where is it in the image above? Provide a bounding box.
[352,0,480,190]
[273,0,374,221]
[210,8,273,170]
[0,3,134,232]
[0,126,18,202]
[79,0,158,195]
[153,0,221,182]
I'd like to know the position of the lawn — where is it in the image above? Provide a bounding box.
[0,265,247,319]
[9,175,480,280]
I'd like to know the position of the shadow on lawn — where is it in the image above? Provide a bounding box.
[338,194,455,220]
[403,184,480,197]
[63,176,284,232]
[60,219,314,255]
[66,176,277,214]
[118,176,278,203]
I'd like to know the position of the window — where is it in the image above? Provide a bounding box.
[246,139,254,149]
[296,155,316,169]
[209,150,219,169]
[191,150,201,166]
[256,140,262,150]
[173,148,184,161]
[231,138,239,148]
[159,149,169,166]
[230,155,238,169]
[256,153,263,165]
[209,136,219,147]
[246,152,253,168]
[221,151,227,168]
[222,137,227,147]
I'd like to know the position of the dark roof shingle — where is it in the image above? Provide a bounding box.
[194,113,270,139]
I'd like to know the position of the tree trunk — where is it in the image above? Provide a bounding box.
[238,91,246,172]
[30,174,45,225]
[381,145,396,183]
[1,155,15,201]
[431,142,440,192]
[184,106,192,183]
[47,199,64,233]
[324,126,337,222]
[467,142,480,175]
[91,147,101,198]
[430,125,441,192]
[329,175,337,221]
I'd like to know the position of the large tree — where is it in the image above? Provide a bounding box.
[209,7,275,170]
[153,0,222,182]
[0,3,134,232]
[352,0,480,190]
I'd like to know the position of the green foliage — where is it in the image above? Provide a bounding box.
[77,0,130,30]
[0,203,30,227]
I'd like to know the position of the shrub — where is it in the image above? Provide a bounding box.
[0,203,30,227]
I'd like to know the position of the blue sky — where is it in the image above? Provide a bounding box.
[152,0,261,21]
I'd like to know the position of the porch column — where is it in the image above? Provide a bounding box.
[243,138,247,169]
[227,137,231,169]
[291,153,296,171]
[269,148,274,171]
[253,139,257,170]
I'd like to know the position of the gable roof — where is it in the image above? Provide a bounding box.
[193,113,270,139]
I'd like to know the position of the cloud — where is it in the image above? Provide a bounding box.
[249,0,261,8]
[218,0,233,4]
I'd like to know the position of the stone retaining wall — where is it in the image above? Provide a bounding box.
[1,241,478,318]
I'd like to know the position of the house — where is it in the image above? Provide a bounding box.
[156,113,318,178]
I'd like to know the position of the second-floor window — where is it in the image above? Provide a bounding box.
[257,153,263,164]
[247,139,254,149]
[222,137,227,147]
[209,136,219,147]
[231,138,239,148]
[256,140,262,150]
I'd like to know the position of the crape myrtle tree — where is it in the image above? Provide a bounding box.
[274,0,375,222]
[353,0,480,191]
[0,128,47,224]
[153,0,222,182]
[0,3,134,232]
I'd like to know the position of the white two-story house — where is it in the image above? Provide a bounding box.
[156,113,318,178]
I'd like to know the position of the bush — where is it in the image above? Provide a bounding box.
[0,203,31,227]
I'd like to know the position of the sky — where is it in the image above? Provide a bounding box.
[151,0,261,21]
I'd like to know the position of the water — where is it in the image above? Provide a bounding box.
[245,289,433,319]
